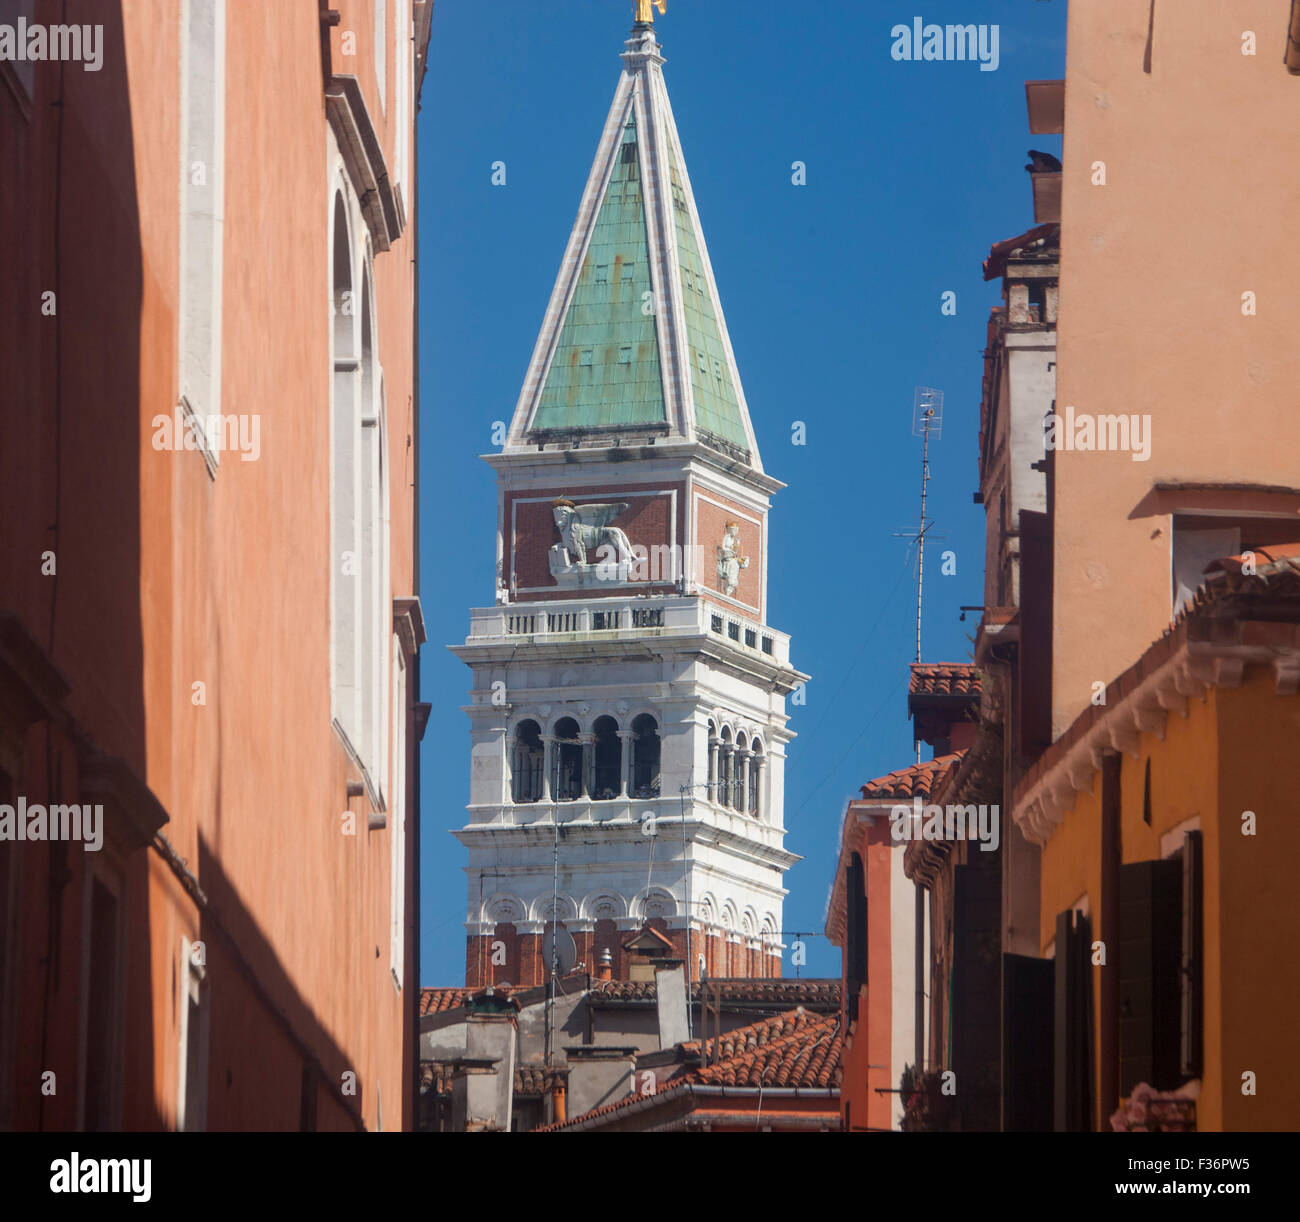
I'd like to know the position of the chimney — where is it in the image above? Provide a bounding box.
[551,1077,567,1125]
[597,946,613,981]
[563,1045,636,1119]
[654,963,689,1049]
[450,989,519,1131]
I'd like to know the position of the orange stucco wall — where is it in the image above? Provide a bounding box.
[1037,674,1300,1131]
[0,0,420,1130]
[1052,0,1300,732]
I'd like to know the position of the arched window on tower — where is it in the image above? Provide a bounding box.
[513,719,543,803]
[552,717,582,801]
[749,738,764,818]
[706,719,718,802]
[631,714,660,798]
[734,732,748,811]
[592,716,620,800]
[719,726,733,807]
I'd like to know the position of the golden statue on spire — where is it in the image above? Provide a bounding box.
[634,0,667,24]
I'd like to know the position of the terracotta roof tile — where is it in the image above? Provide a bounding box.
[420,987,471,1016]
[859,752,964,801]
[908,662,982,698]
[534,1007,842,1131]
[589,978,840,1009]
[691,1009,843,1089]
[419,1061,568,1098]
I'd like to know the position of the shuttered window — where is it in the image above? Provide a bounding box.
[1118,858,1181,1094]
[845,853,867,1022]
[1053,908,1093,1131]
[1180,831,1203,1078]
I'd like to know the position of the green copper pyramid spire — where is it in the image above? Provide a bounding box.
[506,24,764,472]
[668,145,747,450]
[531,116,665,433]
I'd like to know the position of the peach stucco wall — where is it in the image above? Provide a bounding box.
[1053,0,1300,732]
[0,0,419,1130]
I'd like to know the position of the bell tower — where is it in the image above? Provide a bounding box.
[452,16,806,988]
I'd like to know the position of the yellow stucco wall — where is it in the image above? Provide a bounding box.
[1037,676,1300,1130]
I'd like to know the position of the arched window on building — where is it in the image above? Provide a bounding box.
[631,714,660,798]
[552,717,582,801]
[734,732,748,811]
[330,194,361,754]
[330,192,388,806]
[592,716,620,800]
[513,719,543,803]
[718,726,733,807]
[749,738,764,818]
[706,719,718,801]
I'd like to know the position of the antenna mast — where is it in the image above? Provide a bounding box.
[910,388,942,761]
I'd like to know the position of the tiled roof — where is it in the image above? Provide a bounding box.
[909,662,981,697]
[1012,551,1300,833]
[983,222,1059,281]
[689,1009,842,1089]
[859,752,963,801]
[420,987,471,1016]
[535,1008,842,1131]
[589,977,840,1010]
[420,1061,568,1099]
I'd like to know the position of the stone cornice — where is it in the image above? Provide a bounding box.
[325,74,402,252]
[1013,617,1300,846]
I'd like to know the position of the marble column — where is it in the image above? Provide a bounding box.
[540,736,555,803]
[578,733,595,799]
[617,730,636,798]
[708,736,720,803]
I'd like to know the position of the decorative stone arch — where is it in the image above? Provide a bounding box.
[581,890,628,922]
[550,715,583,801]
[531,894,578,925]
[746,735,766,818]
[482,893,526,926]
[760,913,780,978]
[631,886,677,922]
[629,712,661,798]
[696,893,718,928]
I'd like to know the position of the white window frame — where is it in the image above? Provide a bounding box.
[389,634,407,988]
[176,936,210,1131]
[392,0,411,198]
[177,0,227,476]
[329,180,389,809]
[374,0,387,113]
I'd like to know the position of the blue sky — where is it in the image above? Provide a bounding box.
[416,0,1066,985]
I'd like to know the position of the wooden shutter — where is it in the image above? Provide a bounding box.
[1053,909,1093,1131]
[1118,859,1182,1094]
[846,853,867,1021]
[1180,832,1203,1078]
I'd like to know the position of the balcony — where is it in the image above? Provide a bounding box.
[464,595,790,666]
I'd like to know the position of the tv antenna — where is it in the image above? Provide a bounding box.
[891,388,943,763]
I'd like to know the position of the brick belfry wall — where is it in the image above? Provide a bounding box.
[465,922,783,988]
